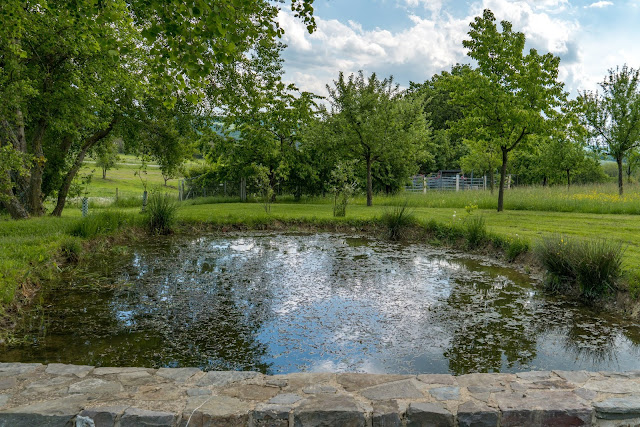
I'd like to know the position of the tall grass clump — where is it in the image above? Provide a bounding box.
[381,202,416,240]
[146,192,179,234]
[71,211,139,238]
[536,235,624,301]
[463,215,487,249]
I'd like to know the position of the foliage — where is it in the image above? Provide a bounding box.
[145,192,179,235]
[579,65,640,195]
[325,71,431,206]
[71,211,139,239]
[381,202,416,240]
[536,235,624,301]
[93,138,120,179]
[328,161,358,217]
[58,237,83,263]
[449,9,567,211]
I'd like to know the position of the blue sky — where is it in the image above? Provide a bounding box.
[276,0,640,98]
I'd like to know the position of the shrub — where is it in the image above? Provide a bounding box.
[381,202,416,240]
[71,211,138,238]
[146,192,179,235]
[536,235,624,301]
[464,215,487,249]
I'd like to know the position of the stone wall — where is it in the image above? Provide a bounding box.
[0,363,639,426]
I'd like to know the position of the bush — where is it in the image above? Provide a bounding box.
[536,235,624,301]
[464,215,487,249]
[146,192,179,234]
[381,202,416,240]
[71,211,138,238]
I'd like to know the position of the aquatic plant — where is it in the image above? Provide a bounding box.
[71,210,138,238]
[146,192,179,235]
[536,235,624,301]
[381,202,416,240]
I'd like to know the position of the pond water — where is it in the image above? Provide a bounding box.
[3,233,640,375]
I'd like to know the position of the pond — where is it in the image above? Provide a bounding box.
[2,233,640,375]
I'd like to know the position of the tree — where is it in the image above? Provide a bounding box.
[94,138,120,179]
[326,71,431,206]
[625,149,640,183]
[449,9,566,211]
[0,0,316,219]
[580,65,640,195]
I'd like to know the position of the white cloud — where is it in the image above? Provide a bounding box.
[585,1,614,8]
[277,0,620,98]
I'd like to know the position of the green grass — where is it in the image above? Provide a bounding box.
[352,182,640,215]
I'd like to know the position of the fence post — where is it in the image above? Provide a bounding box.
[115,188,118,202]
[240,177,247,202]
[483,175,487,191]
[455,174,460,192]
[423,175,427,194]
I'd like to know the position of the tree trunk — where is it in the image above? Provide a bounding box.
[27,120,48,216]
[1,171,29,219]
[617,155,624,196]
[51,118,117,217]
[366,155,373,206]
[567,169,571,190]
[543,175,547,187]
[497,148,508,212]
[102,167,107,179]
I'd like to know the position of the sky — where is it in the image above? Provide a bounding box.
[276,0,640,98]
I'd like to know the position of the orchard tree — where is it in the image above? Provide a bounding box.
[449,9,567,211]
[326,71,431,206]
[579,65,640,195]
[94,138,120,179]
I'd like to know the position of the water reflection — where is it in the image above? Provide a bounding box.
[2,233,640,374]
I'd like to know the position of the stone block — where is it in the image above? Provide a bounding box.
[187,388,212,397]
[553,370,591,386]
[416,374,457,386]
[302,384,337,394]
[268,393,303,405]
[80,405,128,427]
[429,386,459,401]
[456,373,515,388]
[360,379,424,401]
[93,367,152,376]
[252,404,290,427]
[120,407,177,426]
[583,378,640,394]
[0,363,41,377]
[181,395,252,427]
[156,367,202,383]
[372,400,402,427]
[196,371,259,387]
[336,374,411,392]
[495,390,592,426]
[0,395,87,427]
[293,395,366,427]
[406,402,454,427]
[594,397,640,420]
[118,371,155,386]
[68,378,123,395]
[457,400,499,427]
[45,364,94,378]
[221,384,280,401]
